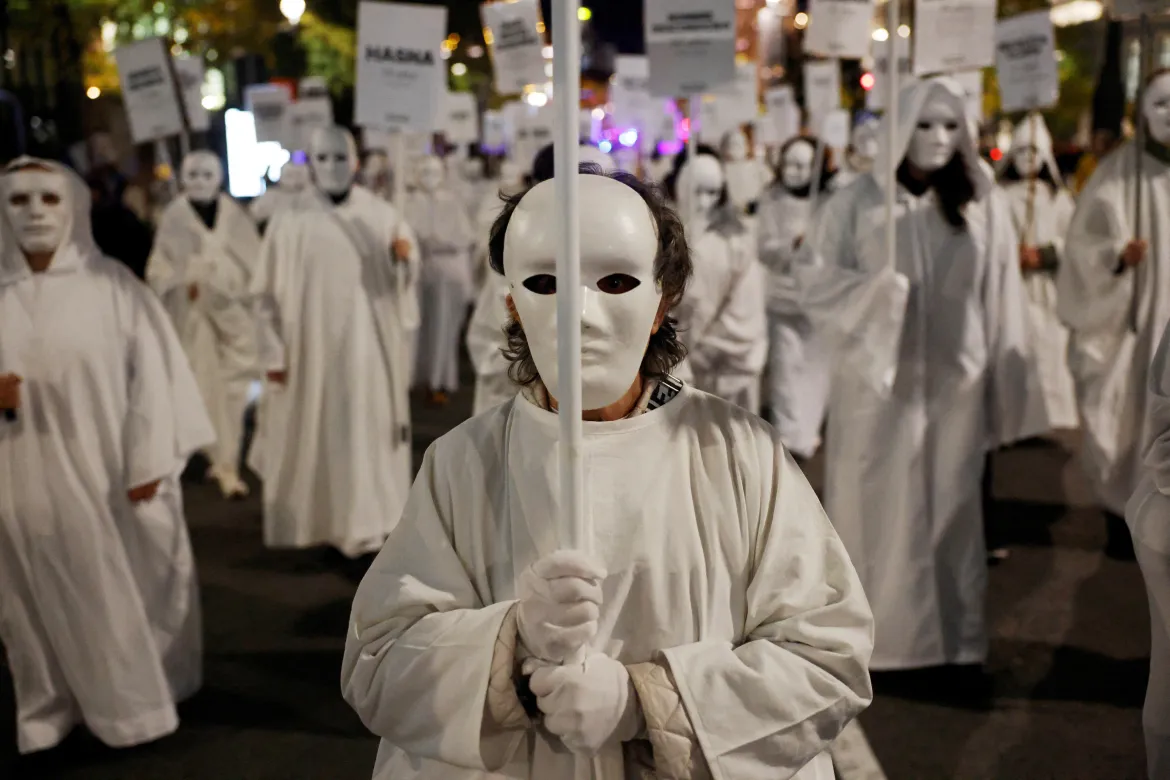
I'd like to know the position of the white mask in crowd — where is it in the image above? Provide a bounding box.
[417,156,445,192]
[1013,146,1042,178]
[852,120,881,163]
[690,155,725,218]
[309,127,357,196]
[781,141,816,190]
[907,96,962,173]
[279,162,311,191]
[504,174,663,410]
[723,131,749,162]
[1143,72,1170,146]
[4,167,70,256]
[180,152,223,204]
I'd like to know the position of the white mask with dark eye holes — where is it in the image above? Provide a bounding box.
[1144,72,1170,146]
[907,96,962,173]
[309,127,357,196]
[180,152,223,204]
[1013,146,1043,179]
[851,120,881,163]
[417,156,445,193]
[690,154,725,219]
[4,168,70,256]
[781,141,816,190]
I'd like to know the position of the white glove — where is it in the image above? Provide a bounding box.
[527,652,643,756]
[516,550,606,663]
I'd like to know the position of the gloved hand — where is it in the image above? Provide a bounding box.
[527,652,643,756]
[516,550,606,663]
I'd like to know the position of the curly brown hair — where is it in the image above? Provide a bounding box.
[487,166,693,389]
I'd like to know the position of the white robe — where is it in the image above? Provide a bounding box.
[798,79,1047,670]
[1001,179,1079,431]
[147,194,260,476]
[342,387,874,780]
[757,187,829,458]
[1058,142,1170,514]
[406,188,476,392]
[249,184,420,557]
[465,271,516,416]
[0,169,214,753]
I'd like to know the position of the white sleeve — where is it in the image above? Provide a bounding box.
[687,246,768,377]
[659,437,874,780]
[250,219,288,371]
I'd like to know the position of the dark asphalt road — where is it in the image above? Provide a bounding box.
[0,385,1152,779]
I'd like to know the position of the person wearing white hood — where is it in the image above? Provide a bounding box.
[407,155,476,406]
[342,167,873,780]
[672,152,768,412]
[0,157,214,754]
[1058,69,1170,561]
[361,150,394,202]
[798,77,1046,678]
[147,150,261,498]
[720,127,771,214]
[997,114,1079,433]
[833,116,881,191]
[250,158,311,234]
[757,136,831,459]
[249,125,420,558]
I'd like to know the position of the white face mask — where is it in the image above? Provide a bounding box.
[180,153,223,204]
[504,175,663,410]
[781,141,816,190]
[5,169,70,256]
[690,156,724,219]
[724,132,748,162]
[417,157,444,192]
[310,129,356,196]
[1144,72,1170,146]
[907,96,962,172]
[280,162,311,191]
[852,122,880,162]
[1013,146,1042,178]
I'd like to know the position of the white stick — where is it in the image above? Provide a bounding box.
[392,132,407,210]
[884,0,900,272]
[688,95,699,229]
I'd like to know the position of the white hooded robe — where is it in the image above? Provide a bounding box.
[465,270,516,416]
[0,159,214,753]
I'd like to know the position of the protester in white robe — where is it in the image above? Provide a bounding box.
[997,114,1079,432]
[360,150,393,201]
[406,155,476,404]
[342,169,874,780]
[250,159,310,233]
[757,136,831,458]
[249,126,420,558]
[833,116,880,191]
[1058,70,1170,559]
[799,77,1045,674]
[148,151,259,498]
[473,159,526,288]
[673,153,768,412]
[0,157,214,754]
[720,128,771,214]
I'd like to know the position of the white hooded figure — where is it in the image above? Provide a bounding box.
[998,114,1079,432]
[720,128,771,213]
[834,116,881,191]
[1057,70,1170,527]
[147,150,261,498]
[757,136,830,458]
[798,77,1047,672]
[249,159,311,232]
[342,169,874,780]
[406,155,476,402]
[361,150,393,201]
[0,157,214,754]
[672,153,768,412]
[249,125,421,558]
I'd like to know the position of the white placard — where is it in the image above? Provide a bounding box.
[286,97,334,152]
[245,84,292,145]
[481,109,508,150]
[805,0,877,60]
[1111,0,1164,16]
[697,96,727,143]
[821,108,852,148]
[804,60,842,132]
[645,0,737,97]
[913,0,997,76]
[995,11,1059,113]
[300,76,330,98]
[172,56,209,133]
[114,38,185,144]
[866,37,913,111]
[513,107,553,167]
[950,70,985,123]
[711,62,760,128]
[612,56,654,133]
[355,1,447,132]
[481,0,547,96]
[764,85,801,146]
[444,91,479,144]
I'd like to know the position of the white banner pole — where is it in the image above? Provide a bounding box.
[885,0,900,272]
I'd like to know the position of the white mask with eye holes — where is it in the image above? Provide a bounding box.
[504,174,663,410]
[907,96,963,173]
[180,152,223,204]
[4,168,70,256]
[1013,146,1043,179]
[723,131,749,162]
[417,156,445,193]
[852,120,881,163]
[309,127,357,196]
[690,154,725,222]
[781,141,816,190]
[1144,72,1170,146]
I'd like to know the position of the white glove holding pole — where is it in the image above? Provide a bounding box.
[516,550,606,663]
[526,652,644,756]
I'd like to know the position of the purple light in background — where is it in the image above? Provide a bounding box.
[658,139,683,156]
[292,149,307,164]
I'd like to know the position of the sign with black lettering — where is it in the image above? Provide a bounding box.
[114,38,185,144]
[245,84,292,144]
[355,1,447,132]
[995,10,1059,112]
[444,90,479,144]
[645,0,736,97]
[172,55,210,133]
[481,0,547,95]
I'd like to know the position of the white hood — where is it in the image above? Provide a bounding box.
[997,112,1064,188]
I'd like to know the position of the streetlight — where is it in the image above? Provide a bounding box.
[280,0,305,26]
[794,12,808,28]
[872,28,889,41]
[87,86,101,100]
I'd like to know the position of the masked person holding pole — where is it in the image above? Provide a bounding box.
[0,157,214,754]
[248,125,420,559]
[342,167,874,780]
[1058,69,1170,561]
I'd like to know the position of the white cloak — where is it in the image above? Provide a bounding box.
[798,78,1047,670]
[342,387,873,780]
[0,161,214,753]
[465,270,516,416]
[757,187,829,458]
[1057,142,1170,514]
[249,184,420,557]
[147,193,260,475]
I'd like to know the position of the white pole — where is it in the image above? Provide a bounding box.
[392,132,407,210]
[884,0,900,272]
[687,95,699,228]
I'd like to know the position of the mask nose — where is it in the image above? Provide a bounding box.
[581,286,602,331]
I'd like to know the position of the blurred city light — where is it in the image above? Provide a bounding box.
[619,129,638,147]
[525,91,549,107]
[794,12,808,28]
[599,140,612,153]
[592,107,605,120]
[451,62,468,77]
[578,7,592,21]
[280,0,306,26]
[860,72,875,90]
[87,87,101,100]
[467,45,484,58]
[872,28,889,42]
[898,25,910,38]
[543,45,554,59]
[1051,0,1103,27]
